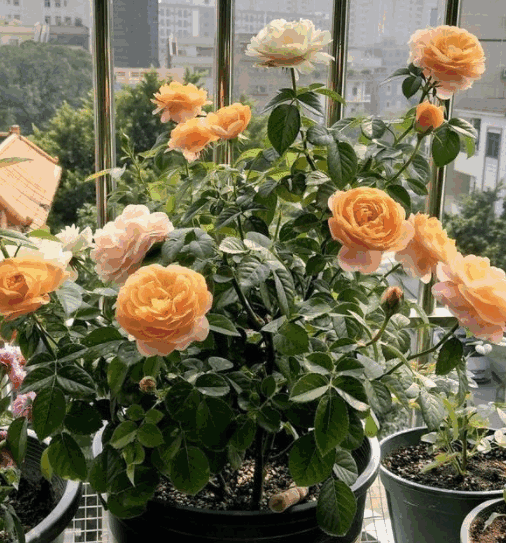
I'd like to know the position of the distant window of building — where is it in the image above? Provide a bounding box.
[14,14,20,19]
[64,16,71,24]
[55,16,61,25]
[45,16,51,24]
[386,84,392,95]
[430,8,438,27]
[13,0,19,5]
[75,17,82,27]
[44,0,50,6]
[471,118,481,150]
[486,132,501,159]
[8,37,19,45]
[55,0,60,6]
[352,87,358,96]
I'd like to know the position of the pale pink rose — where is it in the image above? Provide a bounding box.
[432,254,506,343]
[0,346,27,389]
[408,25,485,99]
[0,449,15,469]
[12,391,36,421]
[90,205,174,285]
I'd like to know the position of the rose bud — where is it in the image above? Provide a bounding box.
[415,102,445,133]
[381,286,404,318]
[139,376,157,394]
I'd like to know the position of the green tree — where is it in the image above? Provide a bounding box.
[0,41,93,135]
[443,185,506,272]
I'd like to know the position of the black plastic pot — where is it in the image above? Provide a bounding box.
[94,432,380,543]
[23,431,83,543]
[380,427,504,543]
[460,498,503,543]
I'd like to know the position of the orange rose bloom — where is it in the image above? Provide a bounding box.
[116,264,213,357]
[328,188,414,274]
[408,25,485,99]
[206,104,252,140]
[415,102,445,132]
[395,213,458,283]
[167,118,219,162]
[0,258,68,320]
[151,82,212,124]
[432,254,506,343]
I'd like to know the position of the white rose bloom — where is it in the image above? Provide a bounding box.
[16,238,76,281]
[245,19,333,77]
[56,225,93,256]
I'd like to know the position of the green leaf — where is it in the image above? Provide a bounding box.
[47,433,87,480]
[55,281,83,316]
[361,118,387,140]
[289,433,334,486]
[137,423,164,448]
[383,67,411,82]
[448,117,477,139]
[195,373,230,397]
[89,445,124,493]
[297,91,324,116]
[169,446,210,495]
[7,418,28,465]
[57,365,95,397]
[207,314,241,337]
[64,401,103,435]
[229,417,256,451]
[419,389,446,431]
[165,381,200,423]
[291,374,330,403]
[107,357,129,396]
[237,256,271,288]
[386,184,411,212]
[333,376,369,411]
[333,448,359,486]
[126,405,145,421]
[196,397,234,449]
[327,141,357,188]
[316,479,357,536]
[402,76,422,98]
[268,104,301,156]
[409,154,431,182]
[304,353,333,374]
[82,327,123,347]
[406,177,429,196]
[273,323,309,356]
[218,237,248,254]
[272,267,295,316]
[263,88,297,112]
[306,125,333,146]
[32,387,66,440]
[432,125,461,167]
[314,87,346,105]
[314,392,349,455]
[364,380,392,415]
[436,337,464,375]
[110,421,138,449]
[462,134,476,158]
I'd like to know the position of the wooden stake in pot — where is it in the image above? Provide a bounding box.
[268,485,309,512]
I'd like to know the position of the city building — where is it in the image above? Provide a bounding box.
[112,0,159,68]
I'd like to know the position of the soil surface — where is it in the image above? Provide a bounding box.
[0,476,57,542]
[469,501,506,543]
[382,442,506,491]
[154,456,319,511]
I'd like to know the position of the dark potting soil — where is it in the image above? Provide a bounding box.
[382,442,506,491]
[469,501,506,543]
[0,476,57,542]
[154,457,319,511]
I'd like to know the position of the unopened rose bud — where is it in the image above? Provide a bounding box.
[415,102,445,133]
[381,286,404,318]
[139,376,157,394]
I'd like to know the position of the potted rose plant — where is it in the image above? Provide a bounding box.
[0,19,496,543]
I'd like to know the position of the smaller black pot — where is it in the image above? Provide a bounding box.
[22,432,83,543]
[460,498,503,543]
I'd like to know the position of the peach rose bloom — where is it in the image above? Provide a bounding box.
[0,258,68,320]
[245,19,334,78]
[328,188,414,274]
[168,117,219,162]
[415,102,445,132]
[395,213,458,283]
[206,104,252,140]
[432,254,506,343]
[408,25,485,99]
[91,205,174,285]
[116,264,213,357]
[151,82,212,124]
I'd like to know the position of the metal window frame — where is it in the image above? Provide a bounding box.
[91,0,463,314]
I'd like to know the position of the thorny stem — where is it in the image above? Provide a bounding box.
[0,241,9,260]
[388,134,423,184]
[251,429,265,509]
[363,316,390,347]
[32,314,57,358]
[230,273,264,330]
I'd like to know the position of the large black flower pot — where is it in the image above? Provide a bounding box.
[460,498,503,543]
[380,427,504,543]
[95,433,380,543]
[24,431,83,543]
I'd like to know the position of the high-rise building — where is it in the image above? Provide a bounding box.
[0,0,91,29]
[112,0,159,68]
